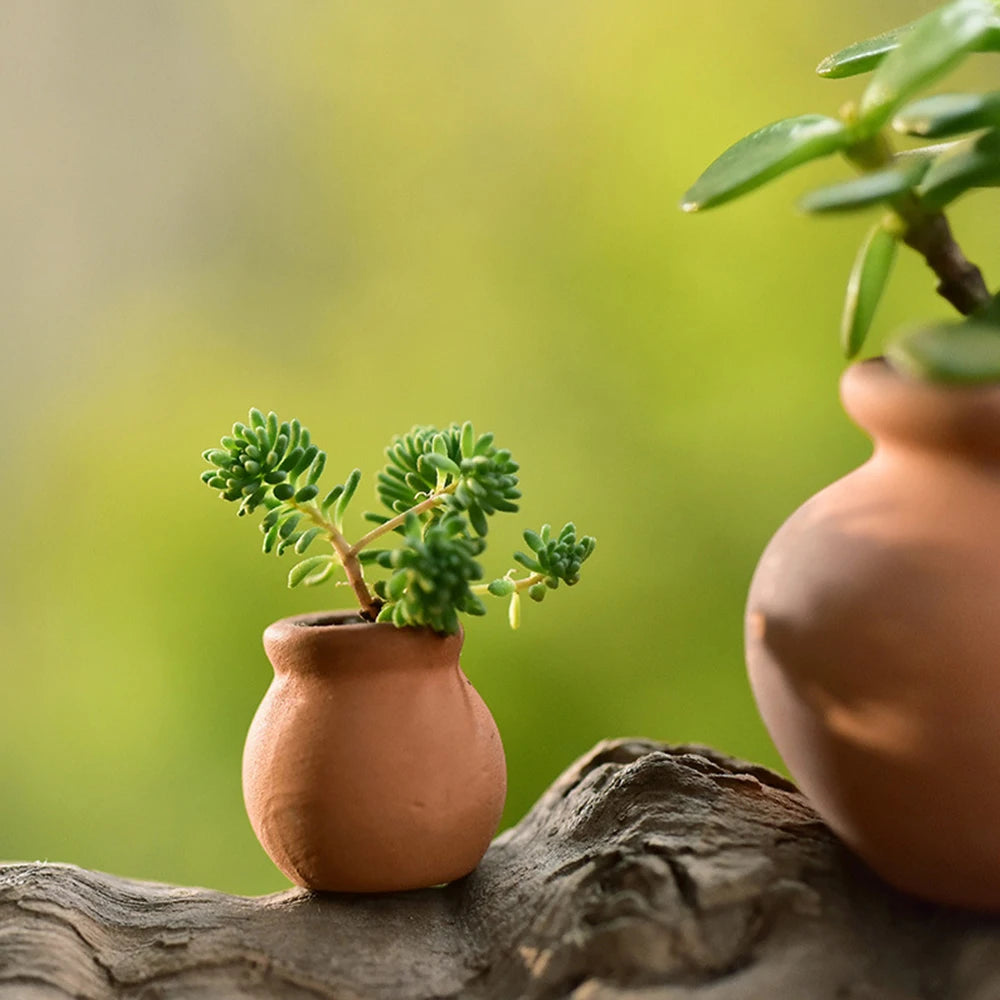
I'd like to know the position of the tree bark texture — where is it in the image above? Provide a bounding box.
[3,738,1000,999]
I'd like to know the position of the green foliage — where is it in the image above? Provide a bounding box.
[372,515,486,635]
[857,0,997,129]
[483,522,597,631]
[816,23,917,79]
[893,91,1000,139]
[199,409,324,518]
[888,321,1000,381]
[512,523,596,588]
[798,160,930,214]
[841,221,899,360]
[374,423,521,536]
[918,130,1000,209]
[202,412,592,635]
[683,0,1000,382]
[680,115,849,213]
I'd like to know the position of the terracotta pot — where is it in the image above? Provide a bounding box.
[243,611,506,892]
[746,358,1000,910]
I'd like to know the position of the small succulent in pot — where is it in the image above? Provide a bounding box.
[683,0,1000,380]
[201,412,595,635]
[200,412,594,892]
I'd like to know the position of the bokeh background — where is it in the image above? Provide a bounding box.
[3,1,994,895]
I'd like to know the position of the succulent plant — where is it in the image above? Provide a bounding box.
[684,0,1000,382]
[202,410,594,634]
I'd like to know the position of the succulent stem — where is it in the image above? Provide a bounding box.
[291,501,382,620]
[348,488,455,557]
[899,211,991,315]
[843,123,991,317]
[469,572,546,596]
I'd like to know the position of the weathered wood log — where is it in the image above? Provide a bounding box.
[3,739,1000,999]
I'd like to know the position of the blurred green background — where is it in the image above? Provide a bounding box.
[3,1,993,895]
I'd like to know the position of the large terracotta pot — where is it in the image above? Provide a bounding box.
[746,358,1000,910]
[243,611,506,892]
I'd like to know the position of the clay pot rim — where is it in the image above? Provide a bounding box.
[848,356,1000,397]
[279,609,375,631]
[842,357,1000,457]
[263,611,465,671]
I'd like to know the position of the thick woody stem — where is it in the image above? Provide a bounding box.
[329,533,382,621]
[900,212,992,317]
[842,116,992,319]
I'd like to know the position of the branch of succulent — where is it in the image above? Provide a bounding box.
[683,0,1000,383]
[201,410,595,635]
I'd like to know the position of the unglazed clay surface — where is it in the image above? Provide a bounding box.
[243,611,507,892]
[746,358,1000,910]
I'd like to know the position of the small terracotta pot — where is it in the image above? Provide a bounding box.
[746,358,1000,910]
[242,611,506,892]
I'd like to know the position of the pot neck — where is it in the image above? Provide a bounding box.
[841,359,1000,463]
[262,611,464,678]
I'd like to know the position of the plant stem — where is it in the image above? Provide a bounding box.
[329,531,381,620]
[290,481,461,621]
[347,488,454,557]
[841,121,991,318]
[291,501,382,620]
[898,210,991,316]
[470,571,546,596]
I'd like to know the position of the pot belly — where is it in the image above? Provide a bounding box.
[746,463,1000,910]
[243,672,506,892]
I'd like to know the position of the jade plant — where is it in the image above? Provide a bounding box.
[201,411,594,635]
[683,0,1000,381]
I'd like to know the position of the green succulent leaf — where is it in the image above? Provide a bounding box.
[820,11,1000,80]
[375,424,520,537]
[513,551,542,573]
[290,445,319,479]
[917,129,1000,209]
[321,484,344,512]
[374,514,485,635]
[523,529,545,553]
[799,159,930,214]
[421,452,461,478]
[278,515,302,539]
[306,452,326,485]
[859,0,997,130]
[887,321,1000,382]
[513,522,596,588]
[262,523,279,554]
[508,592,521,630]
[334,469,362,527]
[682,115,849,213]
[841,221,898,360]
[386,570,407,602]
[893,91,1000,138]
[460,421,475,459]
[487,578,516,597]
[288,555,336,588]
[294,527,324,554]
[816,22,916,79]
